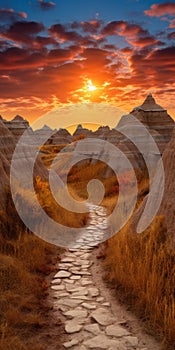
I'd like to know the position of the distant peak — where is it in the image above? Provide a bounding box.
[142,93,156,105]
[12,115,26,122]
[77,124,83,129]
[41,124,52,130]
[133,94,166,112]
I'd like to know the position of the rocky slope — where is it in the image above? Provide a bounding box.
[158,128,175,241]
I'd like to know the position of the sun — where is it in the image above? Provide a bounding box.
[86,79,97,92]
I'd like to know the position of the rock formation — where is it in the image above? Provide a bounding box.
[158,128,175,240]
[3,115,30,140]
[0,120,16,210]
[73,124,92,138]
[51,128,73,144]
[117,94,174,154]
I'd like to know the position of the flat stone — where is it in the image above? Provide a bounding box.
[70,275,81,280]
[81,246,93,250]
[81,279,93,286]
[72,291,88,297]
[96,297,104,302]
[63,309,88,319]
[51,285,65,291]
[66,285,87,293]
[106,324,130,337]
[51,278,61,284]
[57,292,69,297]
[84,335,121,349]
[88,287,99,297]
[82,264,91,269]
[57,305,68,312]
[57,298,83,308]
[65,321,83,333]
[63,339,79,348]
[71,244,82,249]
[74,259,90,265]
[109,345,127,350]
[91,308,115,326]
[58,263,73,268]
[71,295,90,300]
[70,268,81,273]
[54,270,71,278]
[80,253,91,259]
[84,324,101,335]
[72,251,84,256]
[71,270,91,276]
[61,257,75,263]
[64,279,74,284]
[82,302,97,310]
[102,302,110,307]
[123,336,138,347]
[68,249,79,252]
[57,266,71,271]
[64,253,76,258]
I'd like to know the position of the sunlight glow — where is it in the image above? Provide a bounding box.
[86,79,97,92]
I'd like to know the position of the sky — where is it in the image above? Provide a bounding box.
[0,0,175,125]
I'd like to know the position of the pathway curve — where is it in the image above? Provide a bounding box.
[50,205,162,350]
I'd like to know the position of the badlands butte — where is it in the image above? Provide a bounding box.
[0,94,175,350]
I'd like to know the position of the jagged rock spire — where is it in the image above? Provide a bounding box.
[139,93,165,111]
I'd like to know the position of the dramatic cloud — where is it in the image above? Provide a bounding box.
[0,21,45,46]
[71,20,103,33]
[49,23,82,42]
[169,19,175,28]
[38,0,56,10]
[168,31,175,39]
[145,2,175,17]
[129,46,175,86]
[0,8,27,22]
[101,20,162,49]
[130,36,164,48]
[102,21,148,37]
[0,14,175,120]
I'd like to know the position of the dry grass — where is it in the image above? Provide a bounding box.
[104,216,175,347]
[40,144,67,168]
[34,176,88,228]
[0,232,59,350]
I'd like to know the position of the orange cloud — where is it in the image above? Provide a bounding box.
[0,15,174,121]
[145,2,175,17]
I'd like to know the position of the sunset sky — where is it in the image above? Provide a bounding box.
[0,0,175,124]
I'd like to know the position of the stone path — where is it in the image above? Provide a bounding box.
[68,204,109,250]
[50,205,161,350]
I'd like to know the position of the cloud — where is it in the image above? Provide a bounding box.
[130,36,164,48]
[129,46,175,87]
[101,20,162,49]
[169,19,175,28]
[38,0,56,10]
[0,15,175,119]
[0,21,45,46]
[0,8,27,22]
[71,20,103,33]
[0,47,46,70]
[102,20,148,37]
[49,23,82,43]
[168,31,175,39]
[144,2,175,17]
